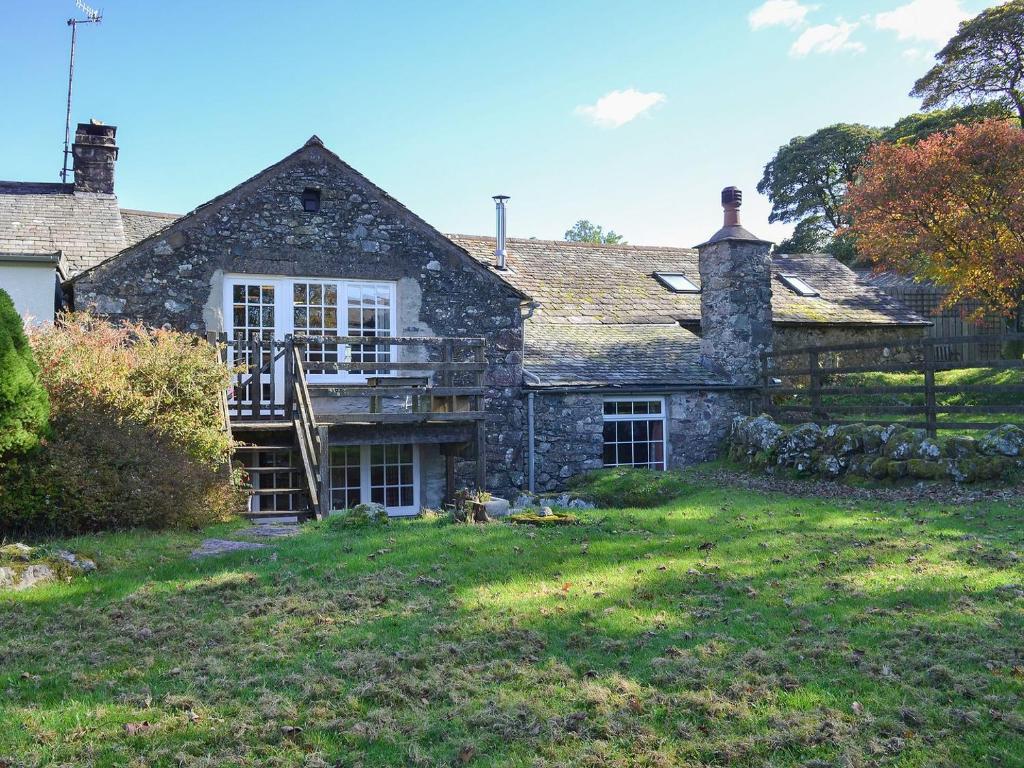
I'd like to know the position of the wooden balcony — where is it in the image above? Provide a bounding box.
[212,334,488,427]
[211,333,490,520]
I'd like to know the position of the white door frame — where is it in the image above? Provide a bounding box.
[329,443,421,517]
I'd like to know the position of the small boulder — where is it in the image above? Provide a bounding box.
[886,460,909,479]
[884,429,925,460]
[979,425,1024,457]
[0,543,34,562]
[57,551,97,573]
[14,564,56,590]
[943,435,978,459]
[484,498,511,518]
[907,459,945,480]
[0,567,15,588]
[916,439,942,460]
[868,458,891,480]
[538,506,553,517]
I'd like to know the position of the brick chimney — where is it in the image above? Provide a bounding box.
[72,120,118,194]
[696,187,773,386]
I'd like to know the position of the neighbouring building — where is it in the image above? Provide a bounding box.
[2,121,928,518]
[0,122,176,323]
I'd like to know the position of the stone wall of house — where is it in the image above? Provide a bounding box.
[530,389,754,492]
[73,141,527,498]
[774,325,927,369]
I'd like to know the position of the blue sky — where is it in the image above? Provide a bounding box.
[1,0,991,247]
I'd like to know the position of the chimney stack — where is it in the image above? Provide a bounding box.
[72,120,118,194]
[696,186,774,386]
[493,195,509,270]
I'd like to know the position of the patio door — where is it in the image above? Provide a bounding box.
[227,281,285,407]
[329,444,420,516]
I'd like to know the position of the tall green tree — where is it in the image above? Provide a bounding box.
[911,0,1024,122]
[564,220,626,245]
[0,289,49,456]
[883,102,1016,144]
[757,123,883,257]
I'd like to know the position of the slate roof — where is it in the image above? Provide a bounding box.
[120,208,179,245]
[525,323,727,388]
[0,181,178,276]
[448,235,928,328]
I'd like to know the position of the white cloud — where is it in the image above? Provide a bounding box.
[748,0,817,29]
[790,20,865,56]
[575,89,666,128]
[901,46,929,61]
[875,0,968,44]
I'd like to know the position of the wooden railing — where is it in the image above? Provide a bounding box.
[761,334,1024,436]
[291,343,322,516]
[212,333,488,424]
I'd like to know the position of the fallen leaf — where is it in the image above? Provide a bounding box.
[123,721,152,736]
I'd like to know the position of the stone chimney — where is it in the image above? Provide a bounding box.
[696,187,773,386]
[72,120,118,194]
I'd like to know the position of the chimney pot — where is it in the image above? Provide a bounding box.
[722,186,742,227]
[493,195,509,270]
[72,120,118,194]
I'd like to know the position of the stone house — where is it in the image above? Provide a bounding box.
[4,121,926,517]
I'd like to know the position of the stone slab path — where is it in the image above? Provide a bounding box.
[189,523,302,559]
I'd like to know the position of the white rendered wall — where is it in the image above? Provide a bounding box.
[0,263,56,325]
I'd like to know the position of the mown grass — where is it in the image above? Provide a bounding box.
[1,488,1022,767]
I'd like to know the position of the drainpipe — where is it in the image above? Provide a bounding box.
[527,391,535,493]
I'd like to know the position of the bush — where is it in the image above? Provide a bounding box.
[0,289,48,456]
[568,467,692,508]
[0,313,244,538]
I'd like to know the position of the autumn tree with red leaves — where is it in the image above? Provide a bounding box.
[844,119,1024,338]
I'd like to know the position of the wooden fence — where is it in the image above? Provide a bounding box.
[761,334,1024,437]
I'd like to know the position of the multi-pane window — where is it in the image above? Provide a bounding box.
[329,445,362,511]
[224,277,396,385]
[251,448,299,513]
[348,284,393,374]
[602,398,667,470]
[293,282,340,373]
[370,444,415,509]
[230,283,276,402]
[328,444,418,514]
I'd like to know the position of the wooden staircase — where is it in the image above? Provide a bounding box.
[215,338,325,523]
[212,333,490,523]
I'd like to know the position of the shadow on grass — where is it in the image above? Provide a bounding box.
[2,489,1022,766]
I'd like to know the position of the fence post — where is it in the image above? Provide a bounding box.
[923,340,937,438]
[808,350,823,422]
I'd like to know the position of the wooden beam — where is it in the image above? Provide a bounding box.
[319,411,487,425]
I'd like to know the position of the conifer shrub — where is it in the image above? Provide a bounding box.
[0,289,49,457]
[0,313,245,537]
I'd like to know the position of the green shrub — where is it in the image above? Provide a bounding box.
[568,467,692,508]
[0,313,244,538]
[0,289,48,456]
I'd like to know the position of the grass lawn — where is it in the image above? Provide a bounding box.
[2,487,1023,767]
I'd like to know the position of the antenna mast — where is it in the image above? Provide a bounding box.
[61,0,102,183]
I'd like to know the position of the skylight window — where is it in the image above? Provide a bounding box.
[654,272,699,294]
[780,274,820,297]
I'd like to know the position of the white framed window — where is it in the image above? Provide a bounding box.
[329,443,420,516]
[223,275,396,385]
[602,397,667,470]
[653,272,700,293]
[779,274,820,297]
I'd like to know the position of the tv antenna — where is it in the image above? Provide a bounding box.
[60,0,103,183]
